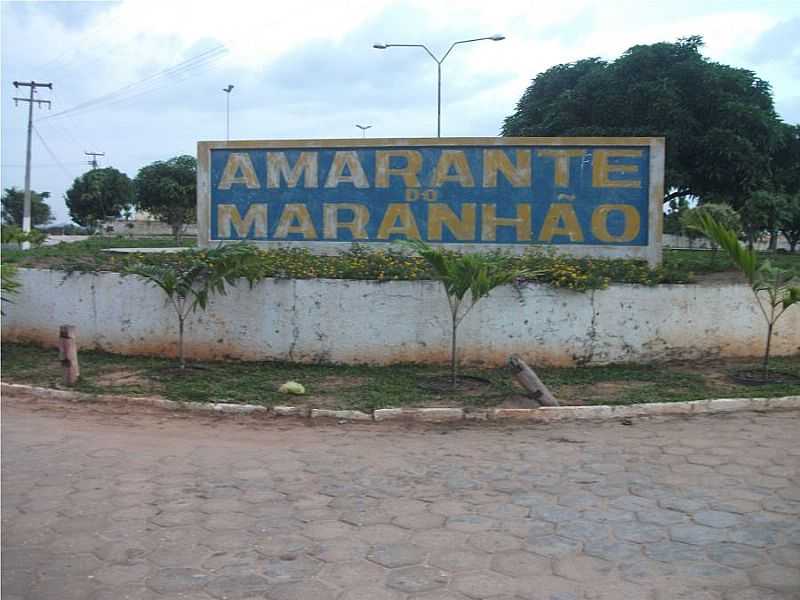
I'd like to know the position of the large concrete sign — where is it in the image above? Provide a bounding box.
[198,137,664,264]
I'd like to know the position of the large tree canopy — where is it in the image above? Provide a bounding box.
[1,187,53,226]
[134,155,196,242]
[502,36,786,208]
[65,167,134,229]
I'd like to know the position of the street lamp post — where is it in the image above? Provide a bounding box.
[355,124,372,138]
[373,35,505,137]
[222,84,234,141]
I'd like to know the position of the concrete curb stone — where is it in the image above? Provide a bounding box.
[310,409,372,421]
[2,382,798,424]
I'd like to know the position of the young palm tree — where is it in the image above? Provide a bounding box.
[693,212,800,378]
[124,244,263,368]
[406,240,517,386]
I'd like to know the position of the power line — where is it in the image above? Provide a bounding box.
[32,125,76,182]
[2,163,86,168]
[48,88,93,150]
[40,45,228,121]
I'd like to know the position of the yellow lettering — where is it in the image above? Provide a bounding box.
[218,153,260,189]
[377,204,420,240]
[375,150,422,188]
[483,149,531,187]
[537,149,584,187]
[267,152,318,188]
[325,151,369,188]
[428,203,476,241]
[323,203,369,239]
[481,204,532,242]
[432,150,474,187]
[217,204,267,238]
[592,149,642,188]
[539,204,584,242]
[273,204,317,239]
[591,204,641,242]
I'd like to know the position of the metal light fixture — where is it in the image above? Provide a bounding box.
[372,35,505,136]
[223,84,234,141]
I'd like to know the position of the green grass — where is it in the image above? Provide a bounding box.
[3,343,798,411]
[2,236,195,267]
[663,248,800,276]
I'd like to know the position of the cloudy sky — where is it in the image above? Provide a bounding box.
[2,0,799,224]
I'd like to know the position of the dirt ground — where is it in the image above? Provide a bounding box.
[2,390,799,600]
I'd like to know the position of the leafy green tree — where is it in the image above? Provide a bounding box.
[780,194,800,252]
[1,187,53,226]
[740,191,788,250]
[502,36,782,208]
[134,156,196,242]
[695,212,799,378]
[681,203,741,261]
[405,240,517,386]
[124,244,264,368]
[1,224,47,246]
[773,123,800,195]
[65,168,134,230]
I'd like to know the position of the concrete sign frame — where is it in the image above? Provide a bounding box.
[198,137,664,265]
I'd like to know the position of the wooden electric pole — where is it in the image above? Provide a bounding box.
[85,151,105,169]
[12,81,52,248]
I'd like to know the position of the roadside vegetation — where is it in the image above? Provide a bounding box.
[3,343,798,411]
[4,235,800,290]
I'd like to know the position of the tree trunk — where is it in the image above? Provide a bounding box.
[769,231,778,251]
[450,320,458,387]
[59,325,80,385]
[763,321,773,380]
[508,355,559,407]
[172,223,182,244]
[178,316,186,369]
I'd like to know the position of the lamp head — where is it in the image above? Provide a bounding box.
[223,84,234,93]
[490,34,505,41]
[373,43,388,49]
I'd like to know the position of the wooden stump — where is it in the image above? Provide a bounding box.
[59,325,80,386]
[508,354,559,407]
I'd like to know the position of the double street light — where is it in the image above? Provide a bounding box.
[222,84,234,141]
[373,34,505,137]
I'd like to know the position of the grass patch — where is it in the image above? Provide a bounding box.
[2,236,194,269]
[3,343,798,411]
[664,248,800,276]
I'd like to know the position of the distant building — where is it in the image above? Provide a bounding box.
[102,210,197,237]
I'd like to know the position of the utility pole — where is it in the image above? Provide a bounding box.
[85,151,105,169]
[13,81,52,247]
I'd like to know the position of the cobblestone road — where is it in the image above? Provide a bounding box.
[2,395,799,600]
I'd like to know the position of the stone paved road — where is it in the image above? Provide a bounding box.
[2,395,799,600]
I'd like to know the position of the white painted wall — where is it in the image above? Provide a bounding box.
[663,233,793,251]
[3,268,798,366]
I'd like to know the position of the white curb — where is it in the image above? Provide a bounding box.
[310,409,372,421]
[2,382,798,424]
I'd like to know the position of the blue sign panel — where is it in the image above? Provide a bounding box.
[200,138,663,253]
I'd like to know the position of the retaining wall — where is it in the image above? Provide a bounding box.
[2,268,798,366]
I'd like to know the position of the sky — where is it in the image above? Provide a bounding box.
[2,0,799,224]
